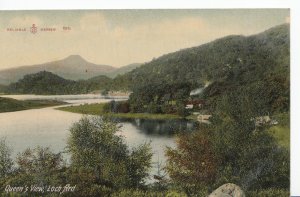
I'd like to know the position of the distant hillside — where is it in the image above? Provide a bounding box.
[0,56,142,85]
[106,63,142,78]
[112,24,289,114]
[0,84,6,93]
[5,71,112,95]
[0,55,115,85]
[113,24,289,90]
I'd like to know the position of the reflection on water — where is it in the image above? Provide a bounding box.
[117,118,198,178]
[119,118,197,136]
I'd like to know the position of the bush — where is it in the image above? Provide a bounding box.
[176,103,189,117]
[247,188,289,197]
[146,102,161,114]
[103,101,130,113]
[117,101,130,113]
[0,138,13,179]
[1,146,67,196]
[111,189,187,197]
[161,104,176,114]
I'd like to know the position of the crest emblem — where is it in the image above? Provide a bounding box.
[30,24,37,34]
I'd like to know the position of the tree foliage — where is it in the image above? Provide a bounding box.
[0,138,13,179]
[1,146,67,196]
[0,117,153,197]
[5,71,112,95]
[67,116,153,195]
[113,24,289,92]
[128,82,194,116]
[166,89,289,195]
[165,127,219,194]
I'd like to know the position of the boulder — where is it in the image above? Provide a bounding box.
[208,183,245,197]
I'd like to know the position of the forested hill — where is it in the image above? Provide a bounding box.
[111,24,289,114]
[112,24,289,91]
[5,71,112,95]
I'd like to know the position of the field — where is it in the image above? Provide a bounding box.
[0,97,66,113]
[57,103,182,120]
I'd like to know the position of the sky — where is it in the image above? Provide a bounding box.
[0,9,289,70]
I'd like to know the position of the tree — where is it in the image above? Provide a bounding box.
[0,138,13,179]
[175,102,189,117]
[16,146,65,176]
[1,146,67,196]
[10,147,65,186]
[165,127,219,195]
[67,116,152,195]
[210,92,289,191]
[127,143,152,188]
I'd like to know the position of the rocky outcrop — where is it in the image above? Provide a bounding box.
[208,183,245,197]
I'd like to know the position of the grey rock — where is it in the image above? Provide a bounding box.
[208,183,245,197]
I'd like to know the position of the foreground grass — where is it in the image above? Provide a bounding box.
[268,125,290,148]
[268,113,290,148]
[0,97,66,113]
[57,103,182,120]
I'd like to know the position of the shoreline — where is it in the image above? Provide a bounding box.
[0,97,67,113]
[57,103,183,120]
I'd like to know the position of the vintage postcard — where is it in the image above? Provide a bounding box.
[0,9,290,196]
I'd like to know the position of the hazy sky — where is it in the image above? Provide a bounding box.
[0,9,289,69]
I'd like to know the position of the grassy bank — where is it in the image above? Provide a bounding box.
[268,125,290,148]
[57,103,182,120]
[0,97,66,113]
[268,113,290,148]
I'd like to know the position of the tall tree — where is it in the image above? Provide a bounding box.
[67,116,153,196]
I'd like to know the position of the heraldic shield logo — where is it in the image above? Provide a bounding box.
[30,24,37,34]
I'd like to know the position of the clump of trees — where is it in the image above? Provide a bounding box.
[128,82,194,116]
[5,71,112,95]
[67,116,152,196]
[2,146,67,196]
[165,92,290,196]
[102,100,130,113]
[0,117,153,196]
[101,82,193,117]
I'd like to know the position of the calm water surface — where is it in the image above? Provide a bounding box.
[0,95,197,176]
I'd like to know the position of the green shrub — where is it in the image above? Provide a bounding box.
[0,138,13,179]
[247,188,289,197]
[111,189,187,197]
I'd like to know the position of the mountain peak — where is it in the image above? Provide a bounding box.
[64,55,86,61]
